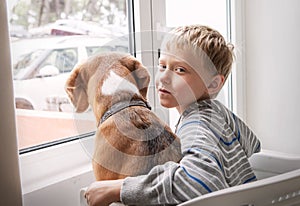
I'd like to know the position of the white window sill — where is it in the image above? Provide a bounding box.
[20,135,95,195]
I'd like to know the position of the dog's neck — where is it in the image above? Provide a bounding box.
[97,98,151,127]
[96,91,151,127]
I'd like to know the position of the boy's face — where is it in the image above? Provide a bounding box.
[155,49,213,113]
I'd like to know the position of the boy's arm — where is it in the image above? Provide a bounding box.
[84,140,227,206]
[121,146,228,205]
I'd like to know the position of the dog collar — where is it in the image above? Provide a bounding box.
[98,99,151,127]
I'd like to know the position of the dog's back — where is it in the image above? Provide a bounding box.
[93,104,182,180]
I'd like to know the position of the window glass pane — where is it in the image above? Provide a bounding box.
[8,0,129,151]
[165,0,227,35]
[159,0,230,130]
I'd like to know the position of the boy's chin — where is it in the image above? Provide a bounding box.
[159,100,178,109]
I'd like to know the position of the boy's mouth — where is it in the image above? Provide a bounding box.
[158,88,171,94]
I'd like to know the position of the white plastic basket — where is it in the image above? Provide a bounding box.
[180,150,300,206]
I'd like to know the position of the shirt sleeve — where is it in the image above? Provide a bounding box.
[120,118,229,205]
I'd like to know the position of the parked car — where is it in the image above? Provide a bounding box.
[13,35,129,111]
[28,19,115,37]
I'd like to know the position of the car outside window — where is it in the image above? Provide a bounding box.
[9,0,130,151]
[39,48,78,73]
[14,49,44,75]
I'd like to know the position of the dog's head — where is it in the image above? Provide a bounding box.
[65,52,150,113]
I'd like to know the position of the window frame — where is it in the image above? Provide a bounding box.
[230,0,247,119]
[0,1,23,205]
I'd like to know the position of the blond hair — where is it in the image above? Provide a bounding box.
[161,25,234,81]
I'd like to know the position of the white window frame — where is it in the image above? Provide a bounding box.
[0,1,23,205]
[230,0,247,119]
[132,0,171,123]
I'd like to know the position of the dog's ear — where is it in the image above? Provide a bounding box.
[65,63,89,113]
[132,66,150,98]
[120,56,150,98]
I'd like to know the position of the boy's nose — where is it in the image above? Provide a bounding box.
[159,69,172,85]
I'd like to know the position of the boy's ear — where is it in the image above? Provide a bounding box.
[207,75,225,96]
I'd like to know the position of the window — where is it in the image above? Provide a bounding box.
[6,1,236,203]
[9,0,130,152]
[10,0,233,150]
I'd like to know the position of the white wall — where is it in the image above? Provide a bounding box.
[244,0,300,155]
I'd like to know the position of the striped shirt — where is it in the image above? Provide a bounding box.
[121,99,261,205]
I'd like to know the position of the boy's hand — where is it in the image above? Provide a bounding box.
[84,179,124,206]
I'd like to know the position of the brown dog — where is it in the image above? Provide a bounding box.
[65,52,181,181]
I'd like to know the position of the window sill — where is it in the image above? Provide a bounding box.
[20,135,95,195]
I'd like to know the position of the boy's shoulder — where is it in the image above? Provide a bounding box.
[182,99,229,119]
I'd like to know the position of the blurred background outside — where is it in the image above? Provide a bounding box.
[8,0,129,151]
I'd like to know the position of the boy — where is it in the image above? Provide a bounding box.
[84,25,261,206]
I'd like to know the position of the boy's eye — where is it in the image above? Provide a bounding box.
[158,64,166,70]
[174,67,186,73]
